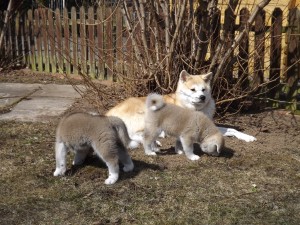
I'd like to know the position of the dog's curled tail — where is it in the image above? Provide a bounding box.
[146,93,166,111]
[108,116,136,149]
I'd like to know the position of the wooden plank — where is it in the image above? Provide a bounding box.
[63,7,71,75]
[48,9,56,73]
[80,6,87,75]
[34,9,43,72]
[115,6,123,80]
[268,8,282,98]
[125,6,134,78]
[253,9,266,87]
[23,12,30,66]
[41,9,50,73]
[71,7,78,74]
[20,13,28,65]
[105,6,113,80]
[15,12,22,64]
[285,8,300,111]
[210,9,220,59]
[97,6,105,79]
[238,8,250,89]
[88,7,96,78]
[27,9,36,71]
[55,8,63,73]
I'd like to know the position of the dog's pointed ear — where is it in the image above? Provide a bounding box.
[202,72,213,82]
[179,70,190,82]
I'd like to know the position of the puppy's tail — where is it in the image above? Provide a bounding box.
[146,93,166,111]
[108,116,136,149]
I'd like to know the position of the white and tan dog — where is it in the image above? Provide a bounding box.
[106,70,256,148]
[53,112,134,185]
[143,93,224,160]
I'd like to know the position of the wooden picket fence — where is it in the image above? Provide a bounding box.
[0,5,299,111]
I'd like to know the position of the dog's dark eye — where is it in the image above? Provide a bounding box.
[202,89,206,92]
[191,88,196,92]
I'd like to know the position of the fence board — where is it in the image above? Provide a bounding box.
[80,6,87,74]
[285,7,300,111]
[20,13,28,65]
[55,8,63,73]
[238,8,250,89]
[27,9,36,71]
[63,8,71,75]
[269,8,283,98]
[88,7,96,77]
[15,13,21,62]
[210,9,221,58]
[35,9,43,72]
[253,9,266,87]
[115,7,123,80]
[105,7,113,80]
[97,6,105,79]
[40,9,50,73]
[48,9,56,73]
[71,7,78,74]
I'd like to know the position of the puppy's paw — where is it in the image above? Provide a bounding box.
[155,140,162,147]
[187,154,200,161]
[105,175,118,185]
[145,151,157,156]
[175,149,184,155]
[123,163,134,172]
[53,168,66,176]
[128,140,140,149]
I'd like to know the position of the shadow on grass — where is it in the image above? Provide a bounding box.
[65,154,162,180]
[156,144,234,159]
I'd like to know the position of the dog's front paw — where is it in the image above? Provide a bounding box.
[244,135,257,142]
[123,162,134,172]
[175,148,184,154]
[53,168,66,176]
[187,154,200,161]
[145,151,157,156]
[105,175,119,185]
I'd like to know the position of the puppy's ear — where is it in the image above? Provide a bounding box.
[179,70,190,82]
[202,72,213,82]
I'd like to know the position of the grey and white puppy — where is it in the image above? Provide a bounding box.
[53,112,134,185]
[143,93,224,160]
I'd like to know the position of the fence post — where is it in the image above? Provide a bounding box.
[40,9,50,73]
[105,6,114,80]
[284,7,300,112]
[88,7,96,78]
[268,8,282,99]
[71,7,78,75]
[115,6,123,81]
[48,9,56,73]
[80,6,87,75]
[238,8,250,90]
[253,9,266,87]
[35,9,43,72]
[63,7,71,75]
[97,6,105,79]
[55,8,63,73]
[27,9,36,71]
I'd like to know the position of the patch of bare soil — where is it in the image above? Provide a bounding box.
[0,70,300,224]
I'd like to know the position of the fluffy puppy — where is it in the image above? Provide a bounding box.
[53,112,134,185]
[143,94,224,160]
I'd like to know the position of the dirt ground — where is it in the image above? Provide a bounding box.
[0,70,300,225]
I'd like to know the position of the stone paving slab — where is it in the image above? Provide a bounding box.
[0,83,84,122]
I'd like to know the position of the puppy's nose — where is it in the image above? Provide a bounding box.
[200,95,206,101]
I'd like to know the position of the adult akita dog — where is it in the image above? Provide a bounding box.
[106,70,256,148]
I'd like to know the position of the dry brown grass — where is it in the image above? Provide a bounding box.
[0,108,299,224]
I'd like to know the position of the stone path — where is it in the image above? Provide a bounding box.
[0,83,84,122]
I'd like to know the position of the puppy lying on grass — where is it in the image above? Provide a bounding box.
[53,112,134,185]
[143,94,224,160]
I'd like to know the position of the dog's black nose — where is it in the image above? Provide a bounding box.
[200,95,206,101]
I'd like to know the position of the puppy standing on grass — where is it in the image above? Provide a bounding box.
[53,112,134,185]
[144,94,224,160]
